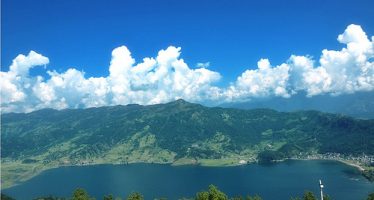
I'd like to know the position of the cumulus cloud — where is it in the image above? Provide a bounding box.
[1,46,221,112]
[222,24,374,102]
[1,51,49,112]
[106,46,221,105]
[223,59,290,101]
[1,24,373,112]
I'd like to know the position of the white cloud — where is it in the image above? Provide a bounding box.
[1,24,373,112]
[0,51,49,111]
[9,51,49,76]
[1,46,221,112]
[319,24,374,94]
[106,46,221,105]
[196,62,210,68]
[222,24,374,102]
[222,59,290,101]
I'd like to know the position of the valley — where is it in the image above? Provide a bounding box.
[2,99,374,188]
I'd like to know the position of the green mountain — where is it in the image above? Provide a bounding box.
[1,99,374,188]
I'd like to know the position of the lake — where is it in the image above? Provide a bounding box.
[3,160,374,200]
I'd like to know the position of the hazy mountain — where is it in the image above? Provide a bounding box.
[220,92,374,119]
[2,99,374,162]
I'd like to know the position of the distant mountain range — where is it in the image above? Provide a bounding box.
[1,99,374,188]
[2,99,374,162]
[220,92,374,119]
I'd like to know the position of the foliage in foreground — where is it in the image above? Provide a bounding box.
[367,193,374,200]
[72,188,94,200]
[2,185,374,200]
[1,193,16,200]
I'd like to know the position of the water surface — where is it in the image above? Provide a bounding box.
[3,160,374,199]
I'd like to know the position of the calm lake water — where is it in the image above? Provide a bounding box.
[3,160,374,200]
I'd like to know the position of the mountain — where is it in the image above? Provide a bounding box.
[220,91,374,119]
[1,99,374,188]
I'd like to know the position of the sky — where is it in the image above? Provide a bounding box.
[1,0,374,112]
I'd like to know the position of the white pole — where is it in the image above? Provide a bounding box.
[319,179,324,200]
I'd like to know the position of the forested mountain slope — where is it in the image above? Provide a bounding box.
[2,99,374,164]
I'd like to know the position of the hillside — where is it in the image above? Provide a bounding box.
[1,99,374,188]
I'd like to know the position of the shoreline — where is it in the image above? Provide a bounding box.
[1,157,369,190]
[333,159,365,171]
[286,158,366,171]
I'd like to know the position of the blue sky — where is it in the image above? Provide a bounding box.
[3,0,373,81]
[1,0,374,112]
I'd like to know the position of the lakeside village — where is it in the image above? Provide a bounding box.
[290,152,374,169]
[53,152,374,169]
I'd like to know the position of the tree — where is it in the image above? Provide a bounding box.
[196,191,209,200]
[72,188,91,200]
[126,192,144,200]
[367,193,374,200]
[245,195,262,200]
[323,195,331,200]
[195,185,228,200]
[104,194,114,200]
[208,185,228,200]
[302,191,316,200]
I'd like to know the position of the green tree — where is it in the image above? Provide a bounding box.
[302,191,316,200]
[72,188,91,200]
[208,185,228,200]
[126,192,144,200]
[367,193,374,200]
[245,195,262,200]
[323,195,331,200]
[196,191,209,200]
[104,194,114,200]
[195,185,228,200]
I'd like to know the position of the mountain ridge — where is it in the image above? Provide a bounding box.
[220,91,374,119]
[1,99,374,188]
